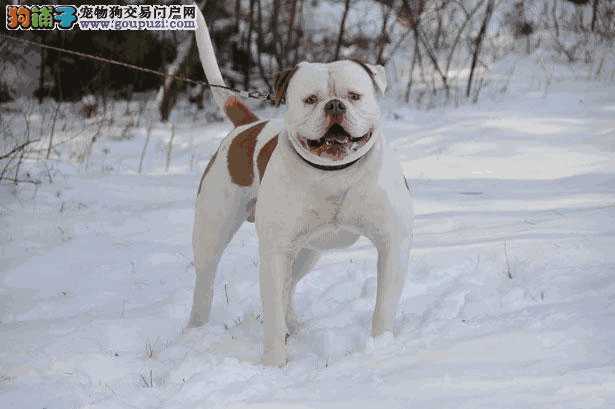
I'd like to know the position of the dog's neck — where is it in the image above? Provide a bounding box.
[286,128,380,172]
[293,150,363,171]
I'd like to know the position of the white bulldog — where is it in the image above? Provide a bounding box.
[190,7,413,367]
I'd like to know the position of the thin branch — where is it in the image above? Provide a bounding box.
[46,101,61,159]
[0,177,41,186]
[445,0,486,77]
[334,0,351,61]
[417,27,449,95]
[466,0,495,99]
[0,139,40,161]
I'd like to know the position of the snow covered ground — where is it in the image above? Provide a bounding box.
[1,60,615,408]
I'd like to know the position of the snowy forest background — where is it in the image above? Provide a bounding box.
[2,0,614,180]
[1,1,615,409]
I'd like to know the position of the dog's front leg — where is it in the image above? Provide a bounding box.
[259,249,293,367]
[372,235,410,337]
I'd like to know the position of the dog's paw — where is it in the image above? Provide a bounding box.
[187,311,208,328]
[366,331,395,353]
[187,319,205,328]
[262,345,288,367]
[286,310,301,334]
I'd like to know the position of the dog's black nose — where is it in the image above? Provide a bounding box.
[324,99,346,116]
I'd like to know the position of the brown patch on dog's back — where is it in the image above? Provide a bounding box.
[257,135,278,181]
[197,148,219,195]
[224,96,259,127]
[228,121,268,186]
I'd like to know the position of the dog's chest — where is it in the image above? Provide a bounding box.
[305,225,359,250]
[300,190,361,250]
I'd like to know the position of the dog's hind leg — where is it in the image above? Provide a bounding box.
[189,171,251,327]
[286,248,319,333]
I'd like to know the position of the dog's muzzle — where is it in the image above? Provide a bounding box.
[298,124,372,161]
[290,123,377,169]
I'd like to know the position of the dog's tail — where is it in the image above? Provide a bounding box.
[194,6,258,127]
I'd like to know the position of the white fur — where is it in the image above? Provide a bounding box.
[194,6,233,111]
[190,6,414,367]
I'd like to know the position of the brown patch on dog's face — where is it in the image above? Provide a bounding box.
[257,135,278,181]
[228,121,268,186]
[197,148,219,195]
[224,96,259,127]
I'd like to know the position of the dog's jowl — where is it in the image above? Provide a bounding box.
[190,7,413,367]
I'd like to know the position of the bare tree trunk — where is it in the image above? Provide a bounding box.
[158,0,207,121]
[417,27,449,97]
[270,0,281,67]
[466,0,495,99]
[235,0,241,34]
[405,33,419,103]
[285,0,298,67]
[416,33,427,87]
[577,7,585,32]
[334,0,351,61]
[85,118,105,171]
[46,101,61,159]
[434,4,443,50]
[158,33,193,121]
[591,0,599,32]
[38,46,45,104]
[552,0,560,38]
[243,0,256,90]
[165,122,176,173]
[445,0,486,80]
[13,148,25,185]
[376,3,393,65]
[194,85,205,111]
[255,0,271,89]
[291,0,304,66]
[138,122,153,174]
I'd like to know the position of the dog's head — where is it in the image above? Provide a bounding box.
[273,60,386,167]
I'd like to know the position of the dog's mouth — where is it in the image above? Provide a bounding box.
[299,124,372,161]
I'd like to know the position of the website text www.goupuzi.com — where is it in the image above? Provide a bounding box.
[6,4,196,31]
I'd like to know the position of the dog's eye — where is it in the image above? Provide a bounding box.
[303,95,318,105]
[348,92,362,101]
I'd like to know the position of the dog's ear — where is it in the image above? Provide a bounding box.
[351,60,387,95]
[271,66,298,106]
[366,63,387,95]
